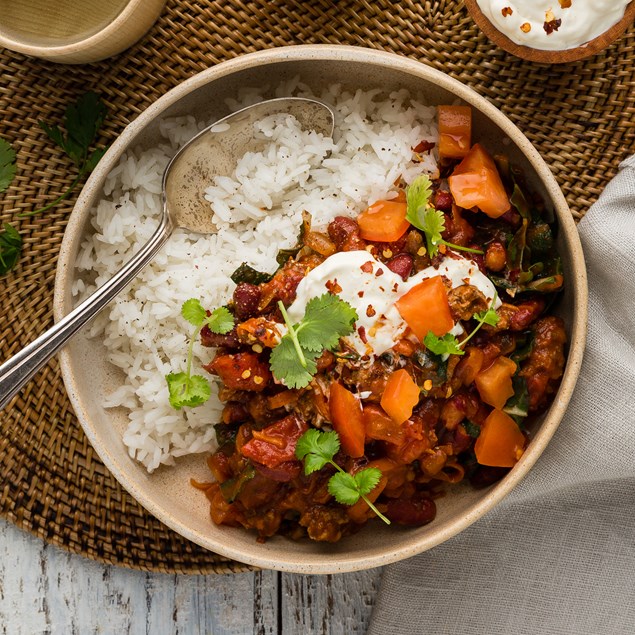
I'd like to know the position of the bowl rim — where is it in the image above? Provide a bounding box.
[464,0,635,63]
[54,44,588,573]
[0,0,162,57]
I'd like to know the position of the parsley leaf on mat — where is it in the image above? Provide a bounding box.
[166,300,234,409]
[270,294,357,389]
[0,223,22,275]
[0,137,17,193]
[296,428,389,524]
[21,92,108,217]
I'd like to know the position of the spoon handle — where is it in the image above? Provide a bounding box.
[0,212,174,412]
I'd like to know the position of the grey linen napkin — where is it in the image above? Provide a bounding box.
[369,155,635,635]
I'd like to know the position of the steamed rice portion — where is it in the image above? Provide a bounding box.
[74,81,439,472]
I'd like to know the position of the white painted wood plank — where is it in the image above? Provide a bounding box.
[280,570,382,635]
[0,519,277,635]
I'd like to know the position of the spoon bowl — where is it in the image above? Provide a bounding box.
[0,97,334,410]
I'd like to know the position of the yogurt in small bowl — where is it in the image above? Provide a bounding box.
[465,0,635,62]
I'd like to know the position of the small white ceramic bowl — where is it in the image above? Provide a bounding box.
[54,45,587,573]
[0,0,166,64]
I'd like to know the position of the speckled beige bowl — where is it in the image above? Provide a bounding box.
[54,45,587,574]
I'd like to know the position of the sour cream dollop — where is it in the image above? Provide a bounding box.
[476,0,632,51]
[287,250,500,357]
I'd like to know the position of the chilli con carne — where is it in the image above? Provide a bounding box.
[188,105,567,543]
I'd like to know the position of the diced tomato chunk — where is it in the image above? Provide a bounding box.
[363,404,405,445]
[357,200,410,243]
[205,352,271,391]
[395,276,454,340]
[240,414,307,468]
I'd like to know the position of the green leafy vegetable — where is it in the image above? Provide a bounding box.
[503,375,530,423]
[0,137,17,193]
[270,294,358,389]
[424,332,464,356]
[463,420,481,439]
[20,92,107,218]
[423,293,500,357]
[230,263,273,285]
[296,429,389,524]
[405,175,483,257]
[0,223,22,275]
[166,300,234,409]
[219,463,256,503]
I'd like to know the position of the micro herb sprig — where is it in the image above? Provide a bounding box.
[406,175,483,257]
[295,429,390,525]
[20,92,108,218]
[166,299,234,409]
[423,292,500,356]
[270,293,358,389]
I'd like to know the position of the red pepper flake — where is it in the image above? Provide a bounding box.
[358,290,365,298]
[366,305,376,318]
[558,0,571,8]
[392,282,399,292]
[325,278,342,294]
[543,18,562,35]
[501,7,513,17]
[358,326,368,344]
[375,268,384,277]
[360,261,374,274]
[520,22,531,33]
[412,140,435,154]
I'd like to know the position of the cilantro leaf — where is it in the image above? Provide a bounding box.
[405,175,483,256]
[406,174,433,225]
[206,306,234,334]
[297,293,358,352]
[295,429,340,474]
[295,428,391,524]
[0,223,22,275]
[181,298,207,326]
[0,137,17,193]
[353,467,382,497]
[424,331,464,356]
[474,304,500,327]
[463,420,481,438]
[21,92,108,218]
[328,472,362,505]
[269,336,318,389]
[166,372,211,409]
[271,294,357,388]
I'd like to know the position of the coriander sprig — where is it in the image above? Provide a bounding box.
[295,429,390,524]
[406,175,483,257]
[270,293,358,389]
[423,292,500,356]
[0,138,21,276]
[20,92,108,218]
[166,299,234,409]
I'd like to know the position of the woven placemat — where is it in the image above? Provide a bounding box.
[1,0,633,574]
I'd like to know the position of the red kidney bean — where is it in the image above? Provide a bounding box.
[201,325,240,348]
[433,190,453,212]
[385,493,436,526]
[233,282,261,319]
[385,253,413,280]
[327,216,367,251]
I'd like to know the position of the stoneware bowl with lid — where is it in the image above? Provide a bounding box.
[53,45,587,573]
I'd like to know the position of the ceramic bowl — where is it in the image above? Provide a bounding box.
[54,45,587,573]
[464,0,635,63]
[0,0,166,64]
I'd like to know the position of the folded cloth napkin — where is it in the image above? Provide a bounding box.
[369,156,635,635]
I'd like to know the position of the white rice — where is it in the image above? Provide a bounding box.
[74,80,439,472]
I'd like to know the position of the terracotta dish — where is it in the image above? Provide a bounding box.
[53,45,587,573]
[465,0,635,63]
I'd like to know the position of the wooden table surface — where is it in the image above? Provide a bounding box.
[0,519,381,634]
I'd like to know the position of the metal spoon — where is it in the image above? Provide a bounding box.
[0,97,335,410]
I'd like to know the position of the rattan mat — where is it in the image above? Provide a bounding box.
[1,0,633,574]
